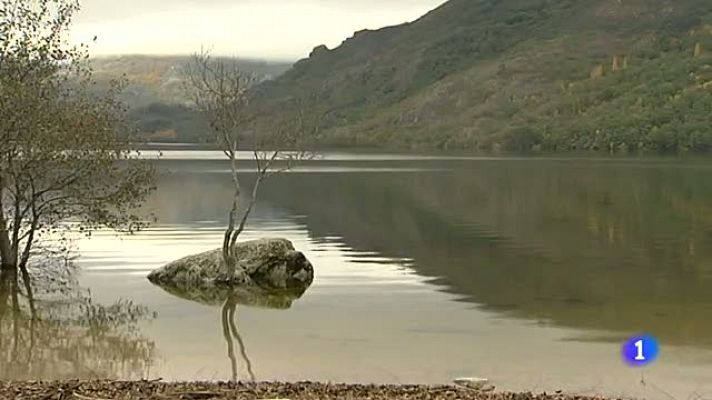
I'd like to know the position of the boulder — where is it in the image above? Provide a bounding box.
[453,377,495,392]
[147,238,314,305]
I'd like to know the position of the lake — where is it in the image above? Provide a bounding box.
[12,152,712,399]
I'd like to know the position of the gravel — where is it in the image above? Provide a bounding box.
[0,381,617,400]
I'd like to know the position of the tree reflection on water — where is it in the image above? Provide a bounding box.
[151,274,311,382]
[0,265,156,380]
[221,294,255,382]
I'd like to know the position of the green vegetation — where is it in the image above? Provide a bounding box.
[89,55,292,143]
[0,0,155,287]
[247,0,712,153]
[128,103,209,143]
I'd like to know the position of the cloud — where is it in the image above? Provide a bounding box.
[72,0,446,59]
[76,0,443,21]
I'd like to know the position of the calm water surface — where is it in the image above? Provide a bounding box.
[15,152,712,398]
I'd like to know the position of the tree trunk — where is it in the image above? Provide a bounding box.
[0,230,15,272]
[222,195,238,278]
[221,144,241,279]
[0,179,16,272]
[0,213,16,272]
[229,175,263,251]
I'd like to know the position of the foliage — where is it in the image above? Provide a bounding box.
[0,0,156,278]
[128,102,210,142]
[88,55,292,143]
[245,0,712,153]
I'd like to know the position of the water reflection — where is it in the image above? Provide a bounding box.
[149,260,312,381]
[71,156,712,396]
[0,267,156,380]
[252,159,712,348]
[221,294,255,382]
[142,159,712,349]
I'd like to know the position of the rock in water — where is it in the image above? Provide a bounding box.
[453,377,495,392]
[233,238,313,289]
[147,238,314,305]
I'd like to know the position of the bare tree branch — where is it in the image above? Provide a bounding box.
[184,50,317,281]
[0,0,156,277]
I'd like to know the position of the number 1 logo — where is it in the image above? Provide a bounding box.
[634,339,645,361]
[623,335,659,367]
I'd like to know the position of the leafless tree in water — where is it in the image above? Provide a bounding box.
[184,50,317,281]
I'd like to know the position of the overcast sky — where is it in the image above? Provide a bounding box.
[71,0,446,61]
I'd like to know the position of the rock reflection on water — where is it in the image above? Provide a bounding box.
[156,281,309,309]
[150,268,312,382]
[0,267,156,380]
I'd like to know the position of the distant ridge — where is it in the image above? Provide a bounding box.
[90,55,292,143]
[248,0,712,153]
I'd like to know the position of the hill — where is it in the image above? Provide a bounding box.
[249,0,712,153]
[90,55,291,143]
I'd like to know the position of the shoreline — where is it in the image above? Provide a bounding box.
[136,142,712,163]
[0,381,613,400]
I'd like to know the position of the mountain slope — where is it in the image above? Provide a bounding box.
[250,0,712,152]
[90,55,292,142]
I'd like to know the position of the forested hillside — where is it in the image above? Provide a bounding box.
[90,56,291,142]
[248,0,712,153]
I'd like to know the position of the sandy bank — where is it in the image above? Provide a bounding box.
[0,381,613,400]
